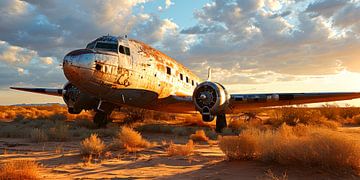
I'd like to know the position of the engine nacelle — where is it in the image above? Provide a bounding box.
[62,82,97,114]
[193,81,230,121]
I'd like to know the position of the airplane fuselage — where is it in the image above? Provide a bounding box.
[63,36,202,112]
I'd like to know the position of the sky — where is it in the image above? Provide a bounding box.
[0,0,360,106]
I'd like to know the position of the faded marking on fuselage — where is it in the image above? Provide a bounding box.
[116,67,131,87]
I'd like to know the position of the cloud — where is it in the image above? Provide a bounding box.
[0,41,37,64]
[0,0,359,90]
[165,0,174,9]
[176,0,360,82]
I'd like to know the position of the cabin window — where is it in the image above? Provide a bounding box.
[180,73,183,80]
[95,42,117,52]
[124,47,131,56]
[191,80,194,86]
[186,76,189,83]
[166,67,171,75]
[119,45,125,54]
[119,45,131,56]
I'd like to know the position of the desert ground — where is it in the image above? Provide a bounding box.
[0,104,359,179]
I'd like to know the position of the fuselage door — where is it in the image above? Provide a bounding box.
[118,40,132,69]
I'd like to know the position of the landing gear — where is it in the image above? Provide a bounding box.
[216,114,227,133]
[68,107,81,114]
[93,100,114,128]
[93,111,111,128]
[202,114,215,122]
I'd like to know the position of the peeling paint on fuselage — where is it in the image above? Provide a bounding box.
[64,36,202,111]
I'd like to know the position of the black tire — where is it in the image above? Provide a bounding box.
[93,111,108,128]
[202,114,215,122]
[216,114,227,133]
[68,107,81,114]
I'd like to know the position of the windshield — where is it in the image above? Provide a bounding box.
[95,42,118,52]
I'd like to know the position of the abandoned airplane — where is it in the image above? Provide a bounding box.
[11,35,360,132]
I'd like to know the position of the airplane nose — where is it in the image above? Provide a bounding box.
[63,49,95,83]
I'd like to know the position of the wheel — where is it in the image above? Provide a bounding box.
[216,114,227,133]
[202,114,215,122]
[68,107,81,114]
[93,111,109,128]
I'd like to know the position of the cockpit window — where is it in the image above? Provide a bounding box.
[95,42,118,52]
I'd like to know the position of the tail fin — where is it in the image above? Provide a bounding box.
[207,67,212,81]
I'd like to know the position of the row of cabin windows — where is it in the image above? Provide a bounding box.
[166,66,199,86]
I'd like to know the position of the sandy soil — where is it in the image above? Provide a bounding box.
[1,128,359,180]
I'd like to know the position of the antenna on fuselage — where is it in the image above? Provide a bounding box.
[207,67,212,81]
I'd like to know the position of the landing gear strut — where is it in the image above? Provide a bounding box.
[216,114,227,133]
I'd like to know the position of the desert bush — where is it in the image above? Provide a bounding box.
[30,128,48,143]
[0,160,39,180]
[320,104,340,120]
[219,125,360,174]
[241,111,260,121]
[48,113,67,121]
[47,122,70,141]
[339,105,360,119]
[166,140,194,156]
[0,125,31,138]
[80,134,105,157]
[219,128,261,160]
[113,126,151,152]
[228,118,248,131]
[71,127,91,139]
[354,115,360,125]
[137,124,174,134]
[74,119,96,129]
[190,130,209,142]
[121,107,147,124]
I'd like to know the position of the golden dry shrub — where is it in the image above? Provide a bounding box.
[30,128,48,143]
[190,130,209,142]
[353,114,360,125]
[114,126,151,152]
[219,125,360,174]
[166,140,194,156]
[80,134,105,157]
[0,160,39,180]
[219,128,261,160]
[47,123,70,141]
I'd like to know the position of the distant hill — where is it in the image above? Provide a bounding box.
[11,103,66,107]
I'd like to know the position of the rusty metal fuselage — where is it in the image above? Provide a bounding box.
[63,35,202,113]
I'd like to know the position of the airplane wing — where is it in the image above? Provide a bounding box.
[227,92,360,113]
[154,92,360,114]
[10,87,63,97]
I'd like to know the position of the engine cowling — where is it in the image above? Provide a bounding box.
[62,82,97,114]
[193,81,230,121]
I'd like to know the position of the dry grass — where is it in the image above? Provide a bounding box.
[0,105,93,121]
[30,128,48,143]
[166,140,194,156]
[0,160,39,180]
[219,125,360,174]
[113,126,151,152]
[80,134,105,157]
[264,169,288,180]
[190,130,209,142]
[218,129,261,160]
[47,122,70,141]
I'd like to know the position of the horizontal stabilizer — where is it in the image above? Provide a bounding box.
[10,87,63,97]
